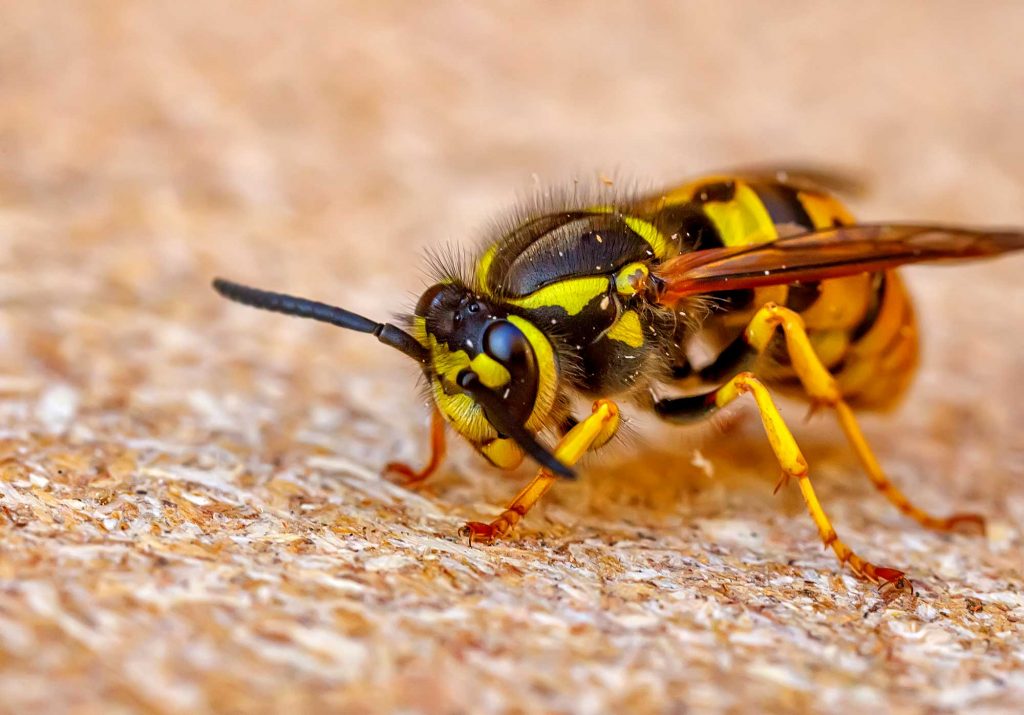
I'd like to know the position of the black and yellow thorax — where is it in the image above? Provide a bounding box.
[473,207,679,397]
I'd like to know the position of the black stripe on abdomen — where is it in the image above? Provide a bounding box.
[751,183,815,232]
[660,203,725,251]
[851,272,888,341]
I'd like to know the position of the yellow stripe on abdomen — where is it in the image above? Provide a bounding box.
[701,182,778,247]
[835,271,919,409]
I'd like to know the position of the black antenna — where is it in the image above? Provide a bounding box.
[212,278,429,364]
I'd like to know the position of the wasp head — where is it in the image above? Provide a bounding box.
[413,283,568,476]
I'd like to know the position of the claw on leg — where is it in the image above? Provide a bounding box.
[874,567,913,594]
[460,507,524,545]
[831,535,912,591]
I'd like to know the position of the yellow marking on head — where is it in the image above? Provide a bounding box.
[614,262,649,297]
[506,315,558,432]
[797,191,856,229]
[469,353,511,390]
[508,276,608,315]
[702,182,778,246]
[480,438,524,470]
[428,335,470,383]
[605,310,644,348]
[424,334,495,443]
[423,316,558,449]
[429,382,496,443]
[411,315,428,345]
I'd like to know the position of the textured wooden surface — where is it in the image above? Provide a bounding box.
[1,3,1023,713]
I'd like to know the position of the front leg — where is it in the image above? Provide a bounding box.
[461,399,620,543]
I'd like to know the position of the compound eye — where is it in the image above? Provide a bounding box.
[482,321,528,366]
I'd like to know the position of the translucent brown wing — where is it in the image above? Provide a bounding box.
[722,164,868,197]
[654,224,1024,303]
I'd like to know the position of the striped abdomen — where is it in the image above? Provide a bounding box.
[645,176,919,409]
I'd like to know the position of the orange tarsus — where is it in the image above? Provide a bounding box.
[460,521,494,546]
[944,513,987,536]
[460,510,521,545]
[874,567,914,596]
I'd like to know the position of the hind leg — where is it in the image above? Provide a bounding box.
[655,374,909,587]
[745,302,984,534]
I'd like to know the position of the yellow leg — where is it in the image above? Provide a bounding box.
[746,302,984,535]
[461,399,620,543]
[384,408,447,485]
[716,372,908,587]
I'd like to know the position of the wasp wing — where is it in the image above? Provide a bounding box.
[653,224,1024,303]
[718,165,868,197]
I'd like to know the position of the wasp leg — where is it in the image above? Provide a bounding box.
[461,399,620,544]
[656,373,908,587]
[384,408,447,486]
[746,302,984,534]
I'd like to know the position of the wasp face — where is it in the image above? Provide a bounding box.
[414,283,559,472]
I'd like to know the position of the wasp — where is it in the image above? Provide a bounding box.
[213,171,1024,588]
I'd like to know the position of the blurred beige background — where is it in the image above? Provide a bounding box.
[1,2,1023,713]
